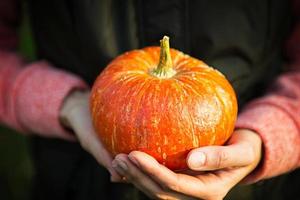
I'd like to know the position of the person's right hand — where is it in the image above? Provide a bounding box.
[60,90,122,182]
[112,129,262,199]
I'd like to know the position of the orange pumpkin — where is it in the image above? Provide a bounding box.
[90,36,237,170]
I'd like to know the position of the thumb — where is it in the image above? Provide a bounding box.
[186,143,255,171]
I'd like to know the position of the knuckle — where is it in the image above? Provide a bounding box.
[160,175,180,192]
[161,182,177,191]
[215,150,228,168]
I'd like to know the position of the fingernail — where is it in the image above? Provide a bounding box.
[112,159,128,175]
[188,152,206,169]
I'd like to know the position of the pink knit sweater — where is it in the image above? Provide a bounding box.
[1,0,300,183]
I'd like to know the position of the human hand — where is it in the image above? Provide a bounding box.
[60,90,122,182]
[112,129,262,200]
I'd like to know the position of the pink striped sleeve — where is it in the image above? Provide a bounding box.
[0,0,88,140]
[236,0,300,183]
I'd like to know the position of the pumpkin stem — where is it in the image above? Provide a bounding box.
[151,36,176,78]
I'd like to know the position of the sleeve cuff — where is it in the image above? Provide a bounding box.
[11,61,88,141]
[236,103,300,183]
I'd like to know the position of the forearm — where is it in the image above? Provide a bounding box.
[236,0,300,183]
[0,51,89,139]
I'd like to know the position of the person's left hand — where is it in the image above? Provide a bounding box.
[112,129,262,200]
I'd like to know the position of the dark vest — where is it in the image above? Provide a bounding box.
[28,0,291,107]
[26,1,293,200]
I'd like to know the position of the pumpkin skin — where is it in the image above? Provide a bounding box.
[90,39,237,170]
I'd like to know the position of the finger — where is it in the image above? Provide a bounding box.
[110,175,128,183]
[113,154,195,200]
[113,154,164,199]
[187,131,260,171]
[128,151,213,199]
[203,163,256,193]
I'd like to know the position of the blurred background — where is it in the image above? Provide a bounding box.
[0,3,36,199]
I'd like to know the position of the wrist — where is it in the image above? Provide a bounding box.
[60,89,90,129]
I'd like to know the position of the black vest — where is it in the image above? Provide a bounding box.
[28,0,291,107]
